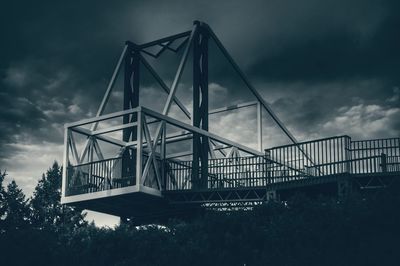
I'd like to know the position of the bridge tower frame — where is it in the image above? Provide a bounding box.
[192,21,209,189]
[57,21,400,222]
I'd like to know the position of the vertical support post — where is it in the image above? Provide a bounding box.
[192,21,209,189]
[257,101,262,152]
[345,136,351,173]
[161,121,166,190]
[62,127,70,198]
[122,44,140,185]
[136,109,143,186]
[265,150,271,182]
[88,137,94,190]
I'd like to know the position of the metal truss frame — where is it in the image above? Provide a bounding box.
[165,188,272,204]
[62,21,317,202]
[62,105,264,201]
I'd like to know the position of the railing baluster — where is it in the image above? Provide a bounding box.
[66,135,400,197]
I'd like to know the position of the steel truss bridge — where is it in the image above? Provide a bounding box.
[61,21,400,222]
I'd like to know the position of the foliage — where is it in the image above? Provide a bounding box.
[53,185,400,266]
[1,163,400,266]
[0,170,6,229]
[30,161,87,231]
[2,180,31,230]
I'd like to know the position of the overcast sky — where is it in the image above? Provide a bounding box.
[1,0,399,226]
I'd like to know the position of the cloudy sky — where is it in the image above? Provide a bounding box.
[1,0,399,225]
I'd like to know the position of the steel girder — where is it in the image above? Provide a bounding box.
[192,21,209,189]
[122,45,140,184]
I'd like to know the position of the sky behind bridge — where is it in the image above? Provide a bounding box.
[1,0,399,226]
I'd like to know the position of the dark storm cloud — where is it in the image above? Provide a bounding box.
[0,0,399,193]
[0,58,100,142]
[248,13,400,82]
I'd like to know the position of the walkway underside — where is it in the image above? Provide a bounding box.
[164,172,398,204]
[68,171,399,221]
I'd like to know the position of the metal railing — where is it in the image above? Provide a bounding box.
[66,136,400,195]
[66,153,162,196]
[164,154,400,191]
[164,136,400,191]
[66,157,134,196]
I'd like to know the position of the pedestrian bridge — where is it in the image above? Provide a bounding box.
[61,105,400,216]
[61,21,399,221]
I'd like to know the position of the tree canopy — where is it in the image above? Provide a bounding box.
[0,163,400,266]
[2,180,30,230]
[30,162,86,231]
[0,170,6,230]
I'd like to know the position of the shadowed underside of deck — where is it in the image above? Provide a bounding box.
[66,171,399,222]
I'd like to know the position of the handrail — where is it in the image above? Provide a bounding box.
[66,143,400,195]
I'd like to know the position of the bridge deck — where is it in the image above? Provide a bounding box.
[62,135,400,219]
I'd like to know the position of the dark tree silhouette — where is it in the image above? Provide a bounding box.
[3,180,30,231]
[1,164,400,266]
[30,161,87,231]
[0,170,7,230]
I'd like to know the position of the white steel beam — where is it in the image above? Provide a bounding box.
[163,24,197,116]
[71,126,126,147]
[140,54,191,119]
[206,25,319,167]
[68,132,81,164]
[92,45,128,131]
[74,45,128,173]
[62,128,69,198]
[142,107,262,156]
[92,122,138,136]
[206,25,298,144]
[166,151,193,159]
[136,110,143,185]
[141,115,162,189]
[65,107,140,129]
[257,102,263,152]
[139,24,197,171]
[92,139,104,160]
